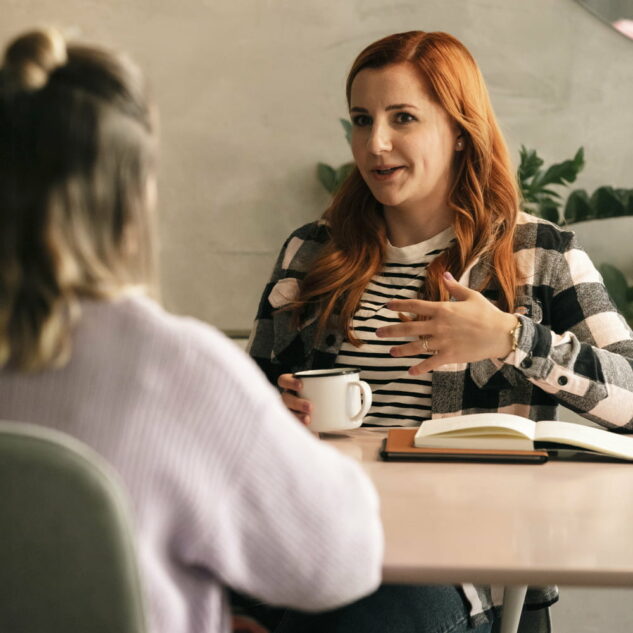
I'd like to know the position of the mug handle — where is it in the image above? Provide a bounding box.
[348,380,373,421]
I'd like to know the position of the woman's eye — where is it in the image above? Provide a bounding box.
[395,112,416,124]
[351,114,371,127]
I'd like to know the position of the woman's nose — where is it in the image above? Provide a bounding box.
[367,122,392,154]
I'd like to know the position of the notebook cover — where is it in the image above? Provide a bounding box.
[380,429,549,464]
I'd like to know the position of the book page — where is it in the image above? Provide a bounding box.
[535,421,633,460]
[414,413,536,446]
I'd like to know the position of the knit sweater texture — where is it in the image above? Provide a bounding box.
[0,293,383,633]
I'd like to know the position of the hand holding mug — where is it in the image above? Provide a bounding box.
[292,368,372,433]
[277,373,312,425]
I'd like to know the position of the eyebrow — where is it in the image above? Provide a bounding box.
[350,103,419,112]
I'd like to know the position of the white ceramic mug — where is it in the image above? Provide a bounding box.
[293,368,372,432]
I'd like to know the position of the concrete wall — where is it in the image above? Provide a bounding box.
[2,0,632,334]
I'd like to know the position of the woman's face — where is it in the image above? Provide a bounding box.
[349,63,461,217]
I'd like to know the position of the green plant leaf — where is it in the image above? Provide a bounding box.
[591,186,626,219]
[535,147,584,188]
[537,199,560,224]
[335,162,355,190]
[317,163,337,194]
[564,189,593,224]
[612,188,633,216]
[599,263,631,318]
[518,146,543,183]
[623,189,633,215]
[340,118,352,146]
[538,188,562,199]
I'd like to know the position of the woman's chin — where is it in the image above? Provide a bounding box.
[366,188,402,208]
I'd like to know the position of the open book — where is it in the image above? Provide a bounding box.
[414,413,633,461]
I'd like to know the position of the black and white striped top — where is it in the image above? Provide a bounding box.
[335,227,455,427]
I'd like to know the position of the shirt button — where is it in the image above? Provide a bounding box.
[325,334,336,347]
[520,358,533,369]
[558,376,568,386]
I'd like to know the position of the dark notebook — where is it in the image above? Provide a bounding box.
[380,428,549,464]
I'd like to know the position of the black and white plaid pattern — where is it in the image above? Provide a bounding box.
[249,212,633,427]
[247,212,633,626]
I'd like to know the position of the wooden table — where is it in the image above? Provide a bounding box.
[322,427,633,632]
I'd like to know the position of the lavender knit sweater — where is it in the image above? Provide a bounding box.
[0,293,383,633]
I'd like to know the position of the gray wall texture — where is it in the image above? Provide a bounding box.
[2,0,632,331]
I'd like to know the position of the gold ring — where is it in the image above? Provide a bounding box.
[422,336,439,356]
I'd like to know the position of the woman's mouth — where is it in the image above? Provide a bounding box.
[371,166,405,180]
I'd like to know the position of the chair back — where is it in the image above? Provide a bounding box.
[0,421,148,633]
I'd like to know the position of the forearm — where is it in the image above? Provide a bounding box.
[211,404,384,611]
[501,314,633,427]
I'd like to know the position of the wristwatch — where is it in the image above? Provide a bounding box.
[509,317,523,352]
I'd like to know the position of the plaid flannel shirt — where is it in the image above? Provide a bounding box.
[247,211,633,626]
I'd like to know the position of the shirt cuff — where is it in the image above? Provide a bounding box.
[500,315,554,380]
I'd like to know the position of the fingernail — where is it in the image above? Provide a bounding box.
[303,402,311,413]
[390,347,399,357]
[443,272,455,281]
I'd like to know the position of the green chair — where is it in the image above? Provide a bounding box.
[0,421,148,633]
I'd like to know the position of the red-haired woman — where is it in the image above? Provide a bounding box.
[248,31,633,632]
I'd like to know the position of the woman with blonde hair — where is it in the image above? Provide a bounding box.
[249,30,633,632]
[0,27,384,633]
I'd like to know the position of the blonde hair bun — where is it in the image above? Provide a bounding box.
[3,27,67,90]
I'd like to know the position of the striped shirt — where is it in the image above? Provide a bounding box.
[335,227,455,427]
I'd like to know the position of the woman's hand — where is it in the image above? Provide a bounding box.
[376,272,518,375]
[277,373,312,425]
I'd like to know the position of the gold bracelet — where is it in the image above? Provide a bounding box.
[509,317,522,352]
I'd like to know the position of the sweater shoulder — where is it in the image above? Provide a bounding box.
[84,294,274,407]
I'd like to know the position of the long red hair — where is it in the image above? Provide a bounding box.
[291,31,519,344]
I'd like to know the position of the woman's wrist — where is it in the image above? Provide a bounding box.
[495,313,521,359]
[508,315,522,352]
